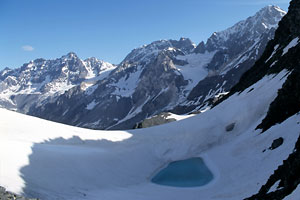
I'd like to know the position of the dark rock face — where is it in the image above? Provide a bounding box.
[194,41,205,54]
[134,112,177,129]
[225,123,235,132]
[269,137,284,150]
[257,67,300,132]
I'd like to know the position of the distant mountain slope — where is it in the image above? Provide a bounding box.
[0,6,286,130]
[0,53,116,112]
[172,5,286,114]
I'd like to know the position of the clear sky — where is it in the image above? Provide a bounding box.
[0,0,291,70]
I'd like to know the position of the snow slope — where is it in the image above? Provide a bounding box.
[1,69,299,200]
[284,184,300,200]
[176,51,216,92]
[282,37,299,55]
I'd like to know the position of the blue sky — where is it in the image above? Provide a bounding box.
[0,0,290,70]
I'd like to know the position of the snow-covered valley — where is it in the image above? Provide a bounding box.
[1,0,300,199]
[1,69,299,200]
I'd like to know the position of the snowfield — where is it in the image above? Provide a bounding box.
[176,51,216,92]
[0,70,299,200]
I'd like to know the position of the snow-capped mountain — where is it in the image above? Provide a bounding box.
[1,0,300,199]
[0,5,286,130]
[0,53,116,112]
[122,38,195,64]
[202,5,285,53]
[173,5,286,114]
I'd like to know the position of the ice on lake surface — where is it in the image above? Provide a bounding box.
[151,157,214,187]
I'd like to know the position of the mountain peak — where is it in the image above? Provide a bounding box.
[203,5,286,51]
[84,57,99,62]
[259,5,287,15]
[253,5,286,26]
[33,58,46,63]
[122,38,195,64]
[178,37,196,49]
[61,52,78,60]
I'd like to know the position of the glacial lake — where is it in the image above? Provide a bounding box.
[151,157,214,187]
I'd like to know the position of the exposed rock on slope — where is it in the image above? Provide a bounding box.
[246,134,300,200]
[217,1,300,134]
[133,112,194,129]
[0,186,38,200]
[172,5,286,114]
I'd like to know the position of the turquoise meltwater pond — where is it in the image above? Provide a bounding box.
[151,157,214,187]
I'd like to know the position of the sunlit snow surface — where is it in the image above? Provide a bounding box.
[282,37,299,56]
[283,184,300,200]
[1,70,300,200]
[176,52,216,92]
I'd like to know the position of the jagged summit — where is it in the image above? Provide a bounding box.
[84,57,99,62]
[121,5,285,65]
[122,38,195,64]
[261,5,286,15]
[218,5,285,36]
[60,52,79,61]
[196,5,286,52]
[0,53,116,112]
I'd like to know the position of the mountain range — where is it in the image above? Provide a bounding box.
[0,6,286,130]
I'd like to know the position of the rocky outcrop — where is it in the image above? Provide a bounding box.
[0,186,38,200]
[134,112,178,129]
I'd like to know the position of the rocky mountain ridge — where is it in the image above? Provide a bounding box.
[0,5,286,130]
[0,52,116,113]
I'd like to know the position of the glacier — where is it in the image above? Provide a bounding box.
[0,69,299,200]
